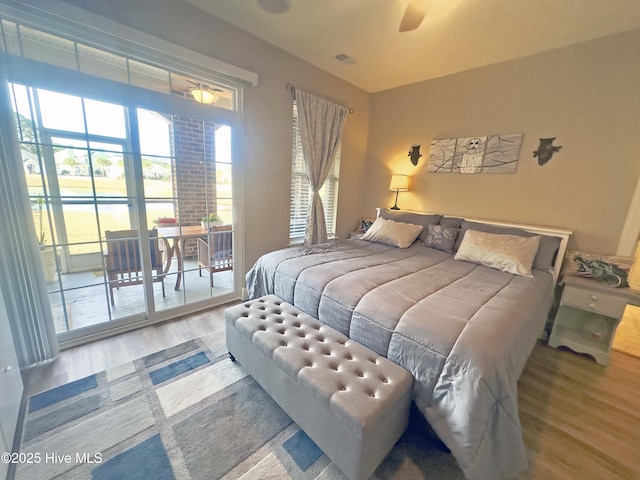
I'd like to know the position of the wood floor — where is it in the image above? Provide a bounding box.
[22,305,640,480]
[22,302,230,396]
[517,343,640,479]
[613,304,640,359]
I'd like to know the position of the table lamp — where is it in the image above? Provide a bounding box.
[389,174,409,210]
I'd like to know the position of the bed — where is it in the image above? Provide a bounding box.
[246,209,572,480]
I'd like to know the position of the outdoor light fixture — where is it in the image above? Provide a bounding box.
[389,174,409,210]
[191,86,218,104]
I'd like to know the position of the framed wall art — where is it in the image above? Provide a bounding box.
[428,133,523,174]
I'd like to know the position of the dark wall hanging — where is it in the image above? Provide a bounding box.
[408,144,422,166]
[533,137,562,166]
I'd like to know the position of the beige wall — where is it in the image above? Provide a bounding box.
[364,28,640,254]
[57,1,640,259]
[62,0,371,273]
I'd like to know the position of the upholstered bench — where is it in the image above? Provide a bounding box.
[224,295,414,480]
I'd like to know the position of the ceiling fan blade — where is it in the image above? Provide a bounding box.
[399,0,430,32]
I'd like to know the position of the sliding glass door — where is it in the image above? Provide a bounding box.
[10,81,238,341]
[137,106,235,312]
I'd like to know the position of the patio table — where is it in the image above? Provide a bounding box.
[157,225,208,290]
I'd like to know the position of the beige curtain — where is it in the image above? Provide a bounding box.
[293,87,349,245]
[0,77,59,366]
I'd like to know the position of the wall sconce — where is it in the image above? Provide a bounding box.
[389,174,409,210]
[408,144,422,166]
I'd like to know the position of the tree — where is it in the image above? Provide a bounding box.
[16,113,37,154]
[94,156,112,177]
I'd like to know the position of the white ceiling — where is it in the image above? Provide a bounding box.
[183,0,640,93]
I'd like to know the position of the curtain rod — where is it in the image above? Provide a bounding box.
[286,83,354,114]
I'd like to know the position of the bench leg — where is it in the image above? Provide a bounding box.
[228,352,236,362]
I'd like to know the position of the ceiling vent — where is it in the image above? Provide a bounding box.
[334,53,355,65]
[257,0,291,14]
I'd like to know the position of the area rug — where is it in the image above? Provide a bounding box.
[612,304,640,359]
[15,333,465,480]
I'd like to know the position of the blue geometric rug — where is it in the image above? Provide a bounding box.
[15,333,464,479]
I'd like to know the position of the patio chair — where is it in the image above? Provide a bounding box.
[105,229,165,305]
[197,224,233,287]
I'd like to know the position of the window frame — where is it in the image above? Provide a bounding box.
[0,0,251,347]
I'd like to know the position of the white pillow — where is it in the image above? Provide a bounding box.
[362,217,423,249]
[454,229,541,277]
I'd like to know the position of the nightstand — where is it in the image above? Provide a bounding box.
[349,231,365,239]
[549,275,636,365]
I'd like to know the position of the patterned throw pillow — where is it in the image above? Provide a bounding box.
[439,217,463,229]
[423,224,460,254]
[359,219,375,233]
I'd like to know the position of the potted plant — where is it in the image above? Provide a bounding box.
[154,216,178,227]
[34,196,57,283]
[201,213,223,228]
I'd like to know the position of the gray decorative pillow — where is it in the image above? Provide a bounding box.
[423,224,460,254]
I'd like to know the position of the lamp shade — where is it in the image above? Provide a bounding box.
[389,174,409,192]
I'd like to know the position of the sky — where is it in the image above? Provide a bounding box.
[11,83,172,157]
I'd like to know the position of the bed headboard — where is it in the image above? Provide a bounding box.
[375,208,572,282]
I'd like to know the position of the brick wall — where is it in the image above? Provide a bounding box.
[172,116,218,257]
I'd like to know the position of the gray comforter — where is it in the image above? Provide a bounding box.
[246,239,554,480]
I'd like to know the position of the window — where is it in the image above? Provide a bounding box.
[289,102,341,241]
[0,18,238,110]
[0,6,246,344]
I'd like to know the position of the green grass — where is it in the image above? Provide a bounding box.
[26,174,173,197]
[28,175,174,254]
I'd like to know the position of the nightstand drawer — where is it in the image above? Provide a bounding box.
[562,285,627,317]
